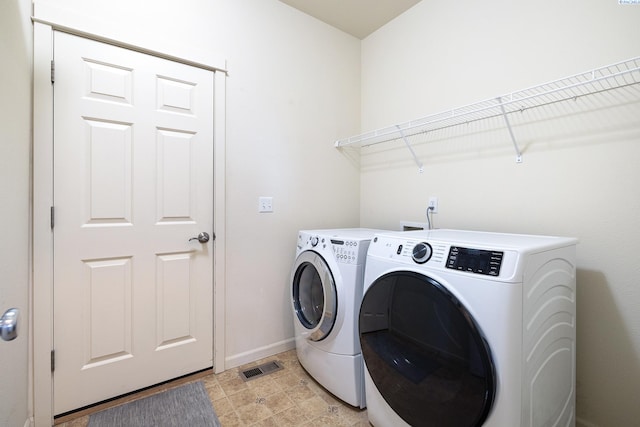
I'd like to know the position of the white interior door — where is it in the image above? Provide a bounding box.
[0,35,30,427]
[53,31,214,414]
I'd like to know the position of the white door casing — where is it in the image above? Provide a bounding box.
[52,31,214,414]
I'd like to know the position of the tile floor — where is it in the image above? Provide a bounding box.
[57,349,370,426]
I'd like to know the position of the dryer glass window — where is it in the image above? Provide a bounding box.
[359,271,495,427]
[294,263,324,328]
[292,252,337,341]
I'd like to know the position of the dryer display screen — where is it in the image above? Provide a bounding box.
[447,247,503,276]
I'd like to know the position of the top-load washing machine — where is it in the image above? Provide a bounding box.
[291,228,387,408]
[359,229,577,427]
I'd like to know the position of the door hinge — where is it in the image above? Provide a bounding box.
[51,60,55,83]
[51,349,55,372]
[50,206,55,229]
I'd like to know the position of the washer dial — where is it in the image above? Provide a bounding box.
[412,242,433,264]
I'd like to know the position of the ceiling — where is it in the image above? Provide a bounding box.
[278,0,422,39]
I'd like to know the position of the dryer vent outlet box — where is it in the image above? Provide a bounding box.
[240,361,283,381]
[400,221,429,231]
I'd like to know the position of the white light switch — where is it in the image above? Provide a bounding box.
[258,196,273,213]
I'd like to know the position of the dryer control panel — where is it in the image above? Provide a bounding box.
[446,246,504,276]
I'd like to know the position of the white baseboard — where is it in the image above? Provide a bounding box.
[224,338,295,370]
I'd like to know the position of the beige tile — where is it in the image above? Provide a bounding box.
[298,395,334,420]
[54,349,370,427]
[245,375,282,396]
[278,372,307,389]
[286,362,307,375]
[304,413,352,426]
[272,406,310,426]
[284,383,317,404]
[336,405,369,425]
[249,416,280,427]
[304,376,331,396]
[235,401,274,425]
[261,390,295,414]
[268,366,291,380]
[228,388,260,408]
[204,378,226,401]
[212,396,235,417]
[218,410,243,427]
[219,376,250,396]
[216,367,242,383]
[316,389,343,406]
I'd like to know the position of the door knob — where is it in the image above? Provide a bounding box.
[1,308,19,341]
[189,232,211,243]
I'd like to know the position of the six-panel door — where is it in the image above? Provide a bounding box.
[53,31,214,414]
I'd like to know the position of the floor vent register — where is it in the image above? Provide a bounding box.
[240,361,284,382]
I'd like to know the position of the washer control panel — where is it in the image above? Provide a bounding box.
[330,239,363,264]
[299,234,367,264]
[446,246,504,276]
[392,240,448,265]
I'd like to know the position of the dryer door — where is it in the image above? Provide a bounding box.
[291,251,337,341]
[359,271,495,427]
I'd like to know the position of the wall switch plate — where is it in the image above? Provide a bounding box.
[258,196,273,213]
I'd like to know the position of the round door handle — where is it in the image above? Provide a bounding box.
[189,232,210,243]
[1,308,19,342]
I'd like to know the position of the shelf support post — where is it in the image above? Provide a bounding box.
[397,125,424,173]
[497,97,523,163]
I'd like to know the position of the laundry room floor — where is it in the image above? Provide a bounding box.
[56,349,370,426]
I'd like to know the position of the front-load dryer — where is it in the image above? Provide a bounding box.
[291,228,387,408]
[359,229,577,427]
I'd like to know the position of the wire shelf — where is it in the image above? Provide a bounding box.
[335,56,640,150]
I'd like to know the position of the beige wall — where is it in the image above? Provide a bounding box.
[0,0,32,425]
[360,1,640,426]
[207,1,361,366]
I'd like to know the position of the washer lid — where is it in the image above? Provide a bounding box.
[359,271,495,427]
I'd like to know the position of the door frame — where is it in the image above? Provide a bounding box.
[33,21,227,426]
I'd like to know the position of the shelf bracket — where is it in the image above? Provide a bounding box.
[397,125,424,173]
[497,97,523,163]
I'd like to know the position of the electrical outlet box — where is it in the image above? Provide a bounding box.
[428,197,438,214]
[258,196,273,213]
